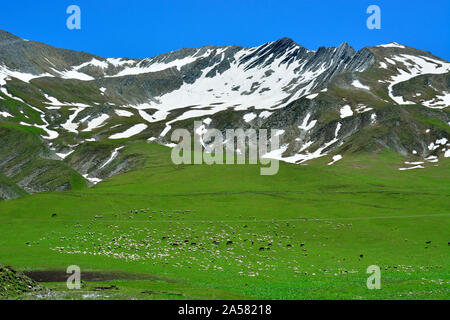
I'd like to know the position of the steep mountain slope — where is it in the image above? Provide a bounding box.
[0,30,449,196]
[0,173,27,200]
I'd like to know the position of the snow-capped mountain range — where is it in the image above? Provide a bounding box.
[0,30,449,198]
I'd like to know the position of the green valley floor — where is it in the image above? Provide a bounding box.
[0,143,449,299]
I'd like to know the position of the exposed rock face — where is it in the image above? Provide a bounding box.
[0,30,449,196]
[0,177,24,200]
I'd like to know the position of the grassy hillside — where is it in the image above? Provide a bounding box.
[0,265,45,299]
[0,143,448,299]
[0,124,88,195]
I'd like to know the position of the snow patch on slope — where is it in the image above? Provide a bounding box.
[328,154,342,165]
[0,65,53,85]
[421,91,450,109]
[243,113,257,123]
[115,109,134,117]
[109,124,148,139]
[56,149,75,160]
[352,80,370,90]
[0,111,13,118]
[108,50,213,77]
[387,55,450,106]
[99,146,125,169]
[340,105,353,118]
[378,42,406,49]
[298,113,317,131]
[82,114,109,132]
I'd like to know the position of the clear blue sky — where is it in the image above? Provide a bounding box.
[1,0,449,60]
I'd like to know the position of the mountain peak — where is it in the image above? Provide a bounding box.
[273,37,297,45]
[258,37,300,55]
[268,37,299,50]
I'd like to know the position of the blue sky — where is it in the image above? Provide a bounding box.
[0,0,449,60]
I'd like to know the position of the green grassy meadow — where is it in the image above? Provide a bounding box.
[0,143,449,299]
